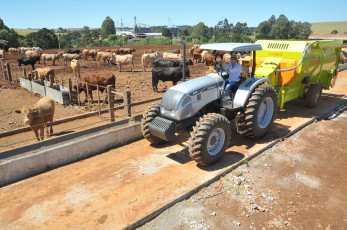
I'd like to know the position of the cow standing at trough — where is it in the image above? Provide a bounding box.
[73,72,116,105]
[152,67,190,92]
[141,52,162,72]
[34,67,55,81]
[15,96,55,141]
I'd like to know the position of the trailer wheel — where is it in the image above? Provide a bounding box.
[242,84,278,139]
[306,83,322,108]
[188,113,231,166]
[141,104,166,145]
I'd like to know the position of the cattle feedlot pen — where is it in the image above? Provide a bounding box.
[141,40,342,166]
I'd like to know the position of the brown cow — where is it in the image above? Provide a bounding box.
[214,50,230,60]
[119,48,136,55]
[144,49,154,54]
[74,72,116,105]
[205,53,215,66]
[15,96,55,141]
[193,49,203,63]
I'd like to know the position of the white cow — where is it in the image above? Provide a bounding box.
[71,59,81,78]
[111,54,134,72]
[141,51,162,72]
[201,50,209,63]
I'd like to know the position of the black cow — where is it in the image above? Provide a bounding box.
[64,49,81,54]
[180,59,194,66]
[153,59,180,68]
[152,67,190,92]
[166,49,180,54]
[17,56,40,70]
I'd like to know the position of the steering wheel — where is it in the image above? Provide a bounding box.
[219,68,229,79]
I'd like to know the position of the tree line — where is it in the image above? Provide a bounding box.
[0,14,314,50]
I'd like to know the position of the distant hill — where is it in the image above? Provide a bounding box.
[14,21,347,36]
[311,21,347,34]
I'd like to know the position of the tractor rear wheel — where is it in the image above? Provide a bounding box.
[306,83,322,108]
[141,103,166,145]
[242,84,278,139]
[188,113,231,166]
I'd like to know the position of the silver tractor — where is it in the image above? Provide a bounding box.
[141,43,277,166]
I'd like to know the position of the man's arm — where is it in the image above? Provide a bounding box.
[225,63,241,74]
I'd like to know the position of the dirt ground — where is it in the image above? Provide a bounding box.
[139,106,347,230]
[0,44,209,150]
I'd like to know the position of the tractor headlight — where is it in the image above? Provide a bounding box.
[170,110,175,116]
[161,107,165,113]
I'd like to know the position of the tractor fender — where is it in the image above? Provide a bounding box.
[233,77,270,109]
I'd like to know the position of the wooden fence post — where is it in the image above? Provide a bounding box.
[86,82,91,111]
[0,59,4,79]
[123,91,131,117]
[68,79,73,104]
[49,75,54,86]
[76,79,81,107]
[1,59,8,80]
[6,63,12,82]
[97,85,101,115]
[107,85,115,122]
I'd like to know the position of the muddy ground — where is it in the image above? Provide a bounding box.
[0,45,209,150]
[139,106,347,230]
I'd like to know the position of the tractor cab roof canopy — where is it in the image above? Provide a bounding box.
[199,43,262,52]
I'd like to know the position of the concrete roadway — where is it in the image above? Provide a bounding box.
[0,71,346,230]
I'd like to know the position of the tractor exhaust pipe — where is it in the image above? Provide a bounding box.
[180,40,186,82]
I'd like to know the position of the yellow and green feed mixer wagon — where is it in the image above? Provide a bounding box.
[242,40,342,110]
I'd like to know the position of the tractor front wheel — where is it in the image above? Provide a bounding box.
[188,113,231,166]
[141,103,166,145]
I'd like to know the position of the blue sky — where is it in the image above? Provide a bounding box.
[1,0,346,29]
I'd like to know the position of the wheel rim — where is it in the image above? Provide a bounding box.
[258,97,274,129]
[207,128,225,156]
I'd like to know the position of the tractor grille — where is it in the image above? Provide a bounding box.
[149,117,177,141]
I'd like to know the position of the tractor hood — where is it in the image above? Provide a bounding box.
[166,73,224,95]
[160,73,225,121]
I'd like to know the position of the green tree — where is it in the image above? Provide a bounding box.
[271,14,290,39]
[297,22,312,39]
[191,22,208,40]
[256,21,272,39]
[0,18,20,50]
[216,18,232,36]
[25,28,58,49]
[162,28,172,38]
[101,16,116,38]
[268,15,276,27]
[91,29,101,39]
[82,26,90,34]
[232,22,250,36]
[330,30,338,34]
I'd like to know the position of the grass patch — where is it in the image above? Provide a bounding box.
[311,21,347,34]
